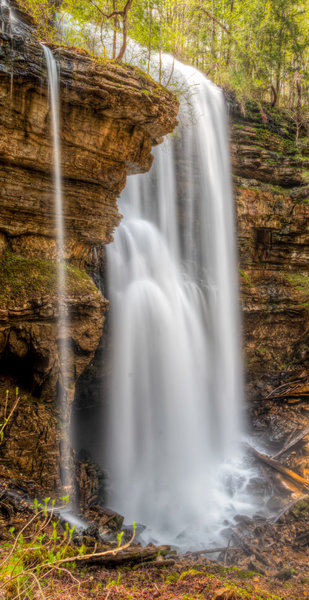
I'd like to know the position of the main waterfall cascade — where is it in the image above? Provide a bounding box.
[105,58,255,548]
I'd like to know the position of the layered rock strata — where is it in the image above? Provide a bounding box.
[0,10,178,492]
[230,101,309,396]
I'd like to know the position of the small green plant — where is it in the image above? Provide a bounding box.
[0,499,136,599]
[106,571,122,588]
[166,572,179,584]
[0,387,20,444]
[239,269,252,287]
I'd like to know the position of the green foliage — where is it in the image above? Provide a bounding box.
[117,530,124,547]
[239,269,252,287]
[106,571,122,587]
[0,497,135,599]
[16,0,309,106]
[0,250,98,308]
[285,271,309,294]
[284,271,309,310]
[290,496,309,517]
[0,498,77,599]
[17,0,59,40]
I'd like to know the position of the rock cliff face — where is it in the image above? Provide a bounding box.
[0,10,178,492]
[1,5,308,498]
[230,100,309,397]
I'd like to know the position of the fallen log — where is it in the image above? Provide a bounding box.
[246,444,309,494]
[82,544,171,566]
[267,393,309,403]
[265,377,309,404]
[273,426,309,459]
[265,377,307,399]
[186,546,241,557]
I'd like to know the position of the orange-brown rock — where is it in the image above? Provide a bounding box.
[229,99,309,396]
[0,25,177,261]
[0,11,178,493]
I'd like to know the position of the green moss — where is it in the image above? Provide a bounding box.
[301,169,309,184]
[203,564,258,579]
[291,497,309,518]
[165,572,180,584]
[165,564,283,600]
[239,269,252,287]
[284,272,309,293]
[178,569,204,581]
[256,347,267,355]
[0,250,97,308]
[283,272,309,312]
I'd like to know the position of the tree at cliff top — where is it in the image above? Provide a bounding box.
[17,0,309,108]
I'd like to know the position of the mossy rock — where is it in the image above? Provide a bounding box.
[290,496,309,519]
[0,250,98,309]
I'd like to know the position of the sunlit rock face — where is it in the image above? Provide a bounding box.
[0,9,178,492]
[230,99,309,396]
[0,24,177,262]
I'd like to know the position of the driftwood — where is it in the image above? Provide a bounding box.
[246,444,309,494]
[273,425,309,459]
[82,544,171,566]
[265,377,309,403]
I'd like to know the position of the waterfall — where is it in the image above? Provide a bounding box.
[42,46,71,496]
[0,0,14,33]
[105,58,254,549]
[1,0,16,98]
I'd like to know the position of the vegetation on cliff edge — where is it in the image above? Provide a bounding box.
[16,0,309,111]
[0,251,99,308]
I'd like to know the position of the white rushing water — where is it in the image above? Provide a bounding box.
[0,0,15,31]
[105,57,254,549]
[42,46,71,495]
[1,0,17,98]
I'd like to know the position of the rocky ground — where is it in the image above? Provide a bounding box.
[1,384,308,600]
[0,506,308,600]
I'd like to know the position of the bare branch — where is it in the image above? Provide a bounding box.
[192,5,231,37]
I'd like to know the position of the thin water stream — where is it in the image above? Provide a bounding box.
[42,45,72,497]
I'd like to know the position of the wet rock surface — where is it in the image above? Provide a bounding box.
[0,6,178,493]
[229,99,309,398]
